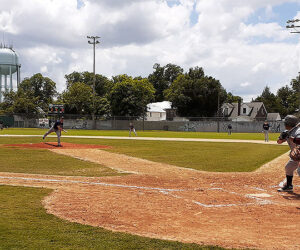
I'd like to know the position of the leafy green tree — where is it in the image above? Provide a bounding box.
[290,75,300,115]
[255,86,281,113]
[0,89,39,116]
[226,92,243,104]
[65,71,112,97]
[148,63,183,102]
[110,75,155,117]
[94,96,111,116]
[165,67,227,117]
[276,85,294,116]
[19,73,57,111]
[61,82,93,114]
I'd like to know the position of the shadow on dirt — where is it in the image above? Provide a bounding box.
[44,142,60,147]
[282,192,300,201]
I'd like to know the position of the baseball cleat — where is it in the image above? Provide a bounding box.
[277,185,293,192]
[42,135,45,140]
[279,178,287,188]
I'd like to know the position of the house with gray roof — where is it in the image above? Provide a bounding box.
[267,113,281,121]
[221,102,268,121]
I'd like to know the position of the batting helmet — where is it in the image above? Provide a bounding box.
[284,115,299,128]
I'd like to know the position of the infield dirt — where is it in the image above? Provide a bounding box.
[0,142,299,249]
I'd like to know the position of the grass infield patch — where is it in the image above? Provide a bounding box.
[0,147,122,177]
[80,139,289,172]
[0,185,226,249]
[0,137,289,173]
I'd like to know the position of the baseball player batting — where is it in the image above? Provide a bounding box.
[43,117,67,147]
[277,115,300,192]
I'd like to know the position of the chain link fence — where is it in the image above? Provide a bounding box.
[0,113,284,133]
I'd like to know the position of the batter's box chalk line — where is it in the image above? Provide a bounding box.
[0,176,279,208]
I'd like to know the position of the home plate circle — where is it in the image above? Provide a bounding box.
[247,193,272,198]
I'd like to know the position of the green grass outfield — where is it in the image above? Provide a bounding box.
[0,136,286,249]
[1,128,281,141]
[0,137,289,173]
[0,185,225,250]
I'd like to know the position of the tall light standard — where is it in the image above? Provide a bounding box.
[286,20,300,114]
[87,36,100,128]
[286,19,300,33]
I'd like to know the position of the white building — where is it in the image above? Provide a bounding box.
[146,101,171,121]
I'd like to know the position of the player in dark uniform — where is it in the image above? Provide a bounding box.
[227,124,232,135]
[129,122,137,137]
[262,121,270,142]
[43,117,66,146]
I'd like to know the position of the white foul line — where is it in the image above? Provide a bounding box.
[0,175,275,208]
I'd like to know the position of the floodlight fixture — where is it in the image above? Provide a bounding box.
[286,19,300,33]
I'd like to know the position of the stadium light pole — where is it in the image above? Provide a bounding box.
[87,36,100,129]
[286,19,300,114]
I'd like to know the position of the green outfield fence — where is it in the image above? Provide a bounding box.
[0,115,14,127]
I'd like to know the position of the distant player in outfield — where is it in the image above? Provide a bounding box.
[43,117,66,147]
[129,122,137,137]
[262,120,270,142]
[0,121,3,130]
[277,115,300,192]
[227,124,232,135]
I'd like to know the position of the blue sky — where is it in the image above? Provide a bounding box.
[246,2,299,27]
[77,0,84,9]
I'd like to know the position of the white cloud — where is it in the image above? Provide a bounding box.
[1,0,300,102]
[252,62,266,73]
[240,82,251,87]
[239,22,289,41]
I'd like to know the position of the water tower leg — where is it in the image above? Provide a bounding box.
[19,66,21,87]
[17,66,20,87]
[4,75,7,91]
[10,66,12,90]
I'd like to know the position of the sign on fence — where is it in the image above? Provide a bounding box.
[38,118,49,128]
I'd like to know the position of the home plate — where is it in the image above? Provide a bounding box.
[247,193,272,198]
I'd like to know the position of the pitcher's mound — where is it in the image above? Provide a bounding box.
[3,142,111,149]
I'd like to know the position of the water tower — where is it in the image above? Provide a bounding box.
[0,44,21,102]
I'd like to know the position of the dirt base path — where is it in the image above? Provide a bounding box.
[0,143,299,249]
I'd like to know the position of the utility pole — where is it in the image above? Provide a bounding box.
[286,20,300,115]
[87,36,100,129]
[217,90,220,133]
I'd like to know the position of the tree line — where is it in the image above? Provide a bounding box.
[0,63,298,118]
[254,78,300,117]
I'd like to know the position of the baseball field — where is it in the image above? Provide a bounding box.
[0,129,299,249]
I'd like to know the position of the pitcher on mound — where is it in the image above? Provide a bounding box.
[43,117,67,147]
